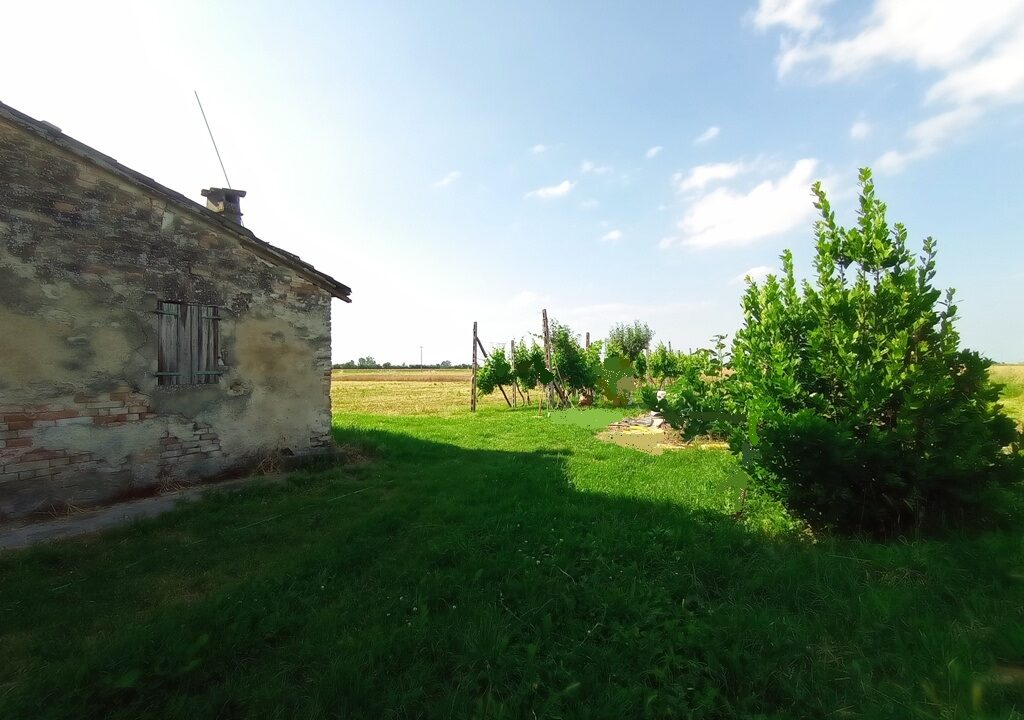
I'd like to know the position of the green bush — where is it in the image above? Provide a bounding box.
[512,341,552,396]
[731,168,1022,534]
[476,347,514,395]
[607,321,653,377]
[647,342,681,386]
[639,336,737,439]
[596,354,636,407]
[550,321,602,397]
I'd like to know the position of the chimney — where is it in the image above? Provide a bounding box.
[201,187,247,225]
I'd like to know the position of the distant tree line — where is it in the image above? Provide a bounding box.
[332,358,470,370]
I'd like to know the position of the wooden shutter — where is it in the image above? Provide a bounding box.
[157,302,220,385]
[157,301,182,386]
[196,305,221,384]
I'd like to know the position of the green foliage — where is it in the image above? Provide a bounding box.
[550,321,602,396]
[647,343,681,386]
[606,321,653,366]
[476,347,514,395]
[633,351,647,380]
[596,354,636,407]
[731,168,1022,534]
[512,341,552,392]
[639,337,736,439]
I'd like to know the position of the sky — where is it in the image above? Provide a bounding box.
[2,0,1022,363]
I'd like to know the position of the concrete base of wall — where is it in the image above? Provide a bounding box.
[0,473,286,550]
[0,447,356,550]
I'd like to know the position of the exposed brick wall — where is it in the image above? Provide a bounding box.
[0,113,339,518]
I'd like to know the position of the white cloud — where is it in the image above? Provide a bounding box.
[525,179,575,199]
[730,265,776,285]
[674,161,747,193]
[673,158,820,249]
[751,0,831,32]
[579,199,600,209]
[925,24,1024,107]
[849,120,871,139]
[432,170,461,188]
[530,144,548,154]
[581,160,613,175]
[645,145,664,159]
[694,126,720,144]
[600,229,623,243]
[767,0,1024,171]
[777,0,1024,80]
[876,104,982,173]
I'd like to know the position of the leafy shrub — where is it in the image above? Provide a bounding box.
[550,321,602,397]
[596,354,637,407]
[639,337,737,439]
[607,321,653,375]
[731,168,1022,534]
[647,343,681,386]
[512,341,552,396]
[476,347,514,395]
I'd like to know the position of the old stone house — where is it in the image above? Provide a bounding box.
[0,101,351,519]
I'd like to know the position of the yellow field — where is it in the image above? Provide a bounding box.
[331,368,510,415]
[991,364,1024,424]
[331,365,1024,421]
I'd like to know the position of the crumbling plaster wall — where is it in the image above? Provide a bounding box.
[0,118,333,517]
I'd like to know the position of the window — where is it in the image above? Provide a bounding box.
[156,301,221,386]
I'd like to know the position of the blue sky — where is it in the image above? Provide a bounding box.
[3,0,1022,362]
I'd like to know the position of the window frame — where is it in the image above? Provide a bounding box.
[156,301,223,386]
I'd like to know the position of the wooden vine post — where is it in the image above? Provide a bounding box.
[471,321,478,412]
[510,339,517,408]
[475,336,512,407]
[542,309,555,408]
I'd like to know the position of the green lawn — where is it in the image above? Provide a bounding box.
[1,408,1023,718]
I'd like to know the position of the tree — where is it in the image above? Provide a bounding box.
[476,347,514,395]
[640,337,734,439]
[439,360,453,368]
[647,342,679,387]
[550,320,602,398]
[731,168,1021,534]
[356,356,378,369]
[512,341,551,400]
[607,321,653,376]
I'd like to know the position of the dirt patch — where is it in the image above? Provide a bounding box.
[598,414,728,455]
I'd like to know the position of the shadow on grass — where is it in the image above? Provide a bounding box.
[0,423,1022,719]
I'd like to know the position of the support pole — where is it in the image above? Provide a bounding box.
[542,309,555,408]
[475,337,512,407]
[471,321,478,412]
[585,331,590,349]
[510,339,517,408]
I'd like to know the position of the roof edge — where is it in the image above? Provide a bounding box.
[0,100,352,302]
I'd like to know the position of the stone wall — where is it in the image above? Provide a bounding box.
[0,116,335,518]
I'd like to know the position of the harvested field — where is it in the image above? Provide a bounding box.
[992,364,1024,424]
[331,368,507,415]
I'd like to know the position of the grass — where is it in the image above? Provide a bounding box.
[0,373,1023,717]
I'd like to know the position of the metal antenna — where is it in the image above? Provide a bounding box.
[194,91,232,189]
